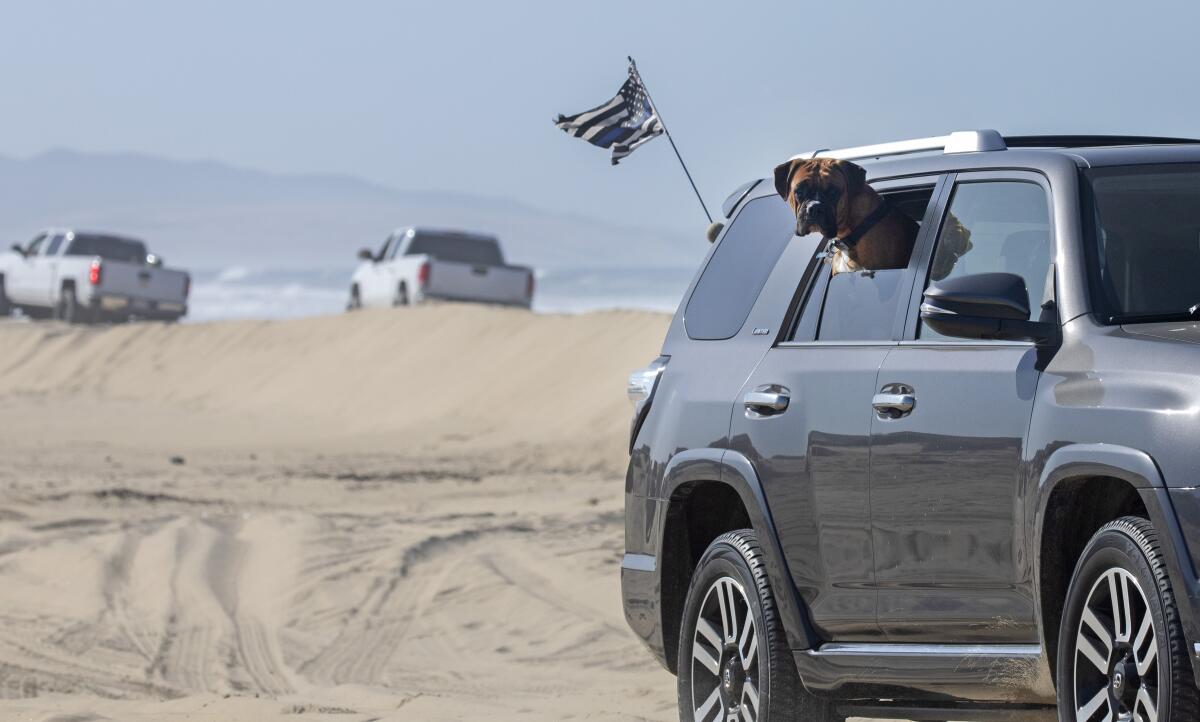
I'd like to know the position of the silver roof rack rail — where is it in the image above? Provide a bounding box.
[792,129,1007,161]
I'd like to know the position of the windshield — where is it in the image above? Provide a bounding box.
[405,234,503,265]
[1085,164,1200,322]
[65,234,148,264]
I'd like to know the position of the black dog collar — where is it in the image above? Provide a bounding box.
[831,200,892,251]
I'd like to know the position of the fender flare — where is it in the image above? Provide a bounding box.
[657,448,817,651]
[1032,443,1200,669]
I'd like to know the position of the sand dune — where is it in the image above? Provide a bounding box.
[0,306,681,721]
[0,307,892,721]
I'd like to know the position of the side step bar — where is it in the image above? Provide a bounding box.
[793,642,1056,708]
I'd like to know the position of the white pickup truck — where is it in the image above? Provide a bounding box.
[0,229,190,323]
[348,228,534,310]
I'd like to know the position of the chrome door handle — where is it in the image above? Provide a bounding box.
[744,391,789,413]
[872,392,915,418]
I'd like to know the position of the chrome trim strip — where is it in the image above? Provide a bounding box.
[621,553,656,573]
[810,642,1041,658]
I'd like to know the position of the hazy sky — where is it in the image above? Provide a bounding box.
[3,1,1199,237]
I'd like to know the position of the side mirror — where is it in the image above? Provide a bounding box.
[921,272,1057,345]
[358,248,375,261]
[10,243,25,257]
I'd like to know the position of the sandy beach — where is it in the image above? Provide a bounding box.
[0,306,893,722]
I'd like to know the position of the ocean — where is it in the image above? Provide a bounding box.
[186,265,697,322]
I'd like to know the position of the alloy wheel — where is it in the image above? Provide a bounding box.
[1073,567,1159,722]
[690,575,760,722]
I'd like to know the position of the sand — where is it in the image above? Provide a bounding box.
[0,306,891,722]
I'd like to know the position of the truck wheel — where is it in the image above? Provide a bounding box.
[347,285,362,311]
[1057,516,1198,722]
[56,286,85,324]
[393,282,409,307]
[678,530,843,722]
[0,275,10,317]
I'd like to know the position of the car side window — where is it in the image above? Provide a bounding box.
[815,269,907,341]
[25,233,47,256]
[919,181,1052,340]
[684,196,796,340]
[44,234,66,256]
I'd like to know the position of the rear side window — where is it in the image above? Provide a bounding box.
[406,234,504,265]
[45,234,66,256]
[816,269,907,341]
[685,196,795,340]
[66,234,148,263]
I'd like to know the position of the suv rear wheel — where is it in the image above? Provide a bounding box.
[678,530,842,722]
[1057,516,1198,722]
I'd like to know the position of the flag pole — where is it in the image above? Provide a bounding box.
[628,56,713,224]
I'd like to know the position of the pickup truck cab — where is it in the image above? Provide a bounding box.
[0,229,190,323]
[348,227,534,310]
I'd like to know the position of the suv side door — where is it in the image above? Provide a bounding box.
[726,176,946,641]
[869,171,1055,643]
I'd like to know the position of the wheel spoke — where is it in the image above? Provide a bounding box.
[1135,684,1158,722]
[717,580,737,642]
[1082,607,1115,656]
[738,611,756,668]
[1077,633,1110,673]
[696,618,722,651]
[1133,612,1157,676]
[1110,571,1134,643]
[693,641,720,676]
[741,680,759,721]
[693,685,721,722]
[1077,686,1112,722]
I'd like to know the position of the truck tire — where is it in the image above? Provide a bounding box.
[393,282,409,307]
[1056,516,1198,722]
[0,275,10,317]
[56,286,90,325]
[678,530,843,722]
[347,284,362,311]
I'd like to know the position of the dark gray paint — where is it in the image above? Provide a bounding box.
[622,142,1200,714]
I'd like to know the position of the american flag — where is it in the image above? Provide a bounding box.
[554,60,665,165]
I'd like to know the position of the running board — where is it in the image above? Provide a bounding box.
[793,643,1056,706]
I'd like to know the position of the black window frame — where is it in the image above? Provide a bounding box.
[900,170,1056,343]
[783,175,949,344]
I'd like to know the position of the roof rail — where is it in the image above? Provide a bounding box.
[793,130,1007,162]
[1004,134,1200,149]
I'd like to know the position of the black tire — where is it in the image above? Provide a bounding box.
[677,530,842,722]
[1056,516,1198,722]
[56,286,85,324]
[346,284,362,311]
[393,282,409,307]
[0,275,10,317]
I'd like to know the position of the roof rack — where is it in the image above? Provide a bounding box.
[791,131,1200,164]
[1004,134,1200,149]
[794,130,1007,161]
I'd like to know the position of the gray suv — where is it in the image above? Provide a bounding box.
[622,130,1200,722]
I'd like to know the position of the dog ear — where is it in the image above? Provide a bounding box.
[773,159,799,200]
[835,160,868,197]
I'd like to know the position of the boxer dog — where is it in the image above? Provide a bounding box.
[774,157,919,275]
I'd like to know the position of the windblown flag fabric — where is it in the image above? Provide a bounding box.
[554,61,665,165]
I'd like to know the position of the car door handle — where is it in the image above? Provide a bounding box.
[744,391,789,413]
[872,392,915,418]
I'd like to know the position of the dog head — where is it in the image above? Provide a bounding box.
[773,158,868,238]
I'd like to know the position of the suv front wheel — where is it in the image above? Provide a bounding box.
[1057,516,1199,722]
[678,530,842,722]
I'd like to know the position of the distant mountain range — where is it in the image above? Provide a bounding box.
[0,149,705,272]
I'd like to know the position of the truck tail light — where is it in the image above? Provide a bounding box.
[88,259,102,286]
[418,261,431,287]
[526,273,535,299]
